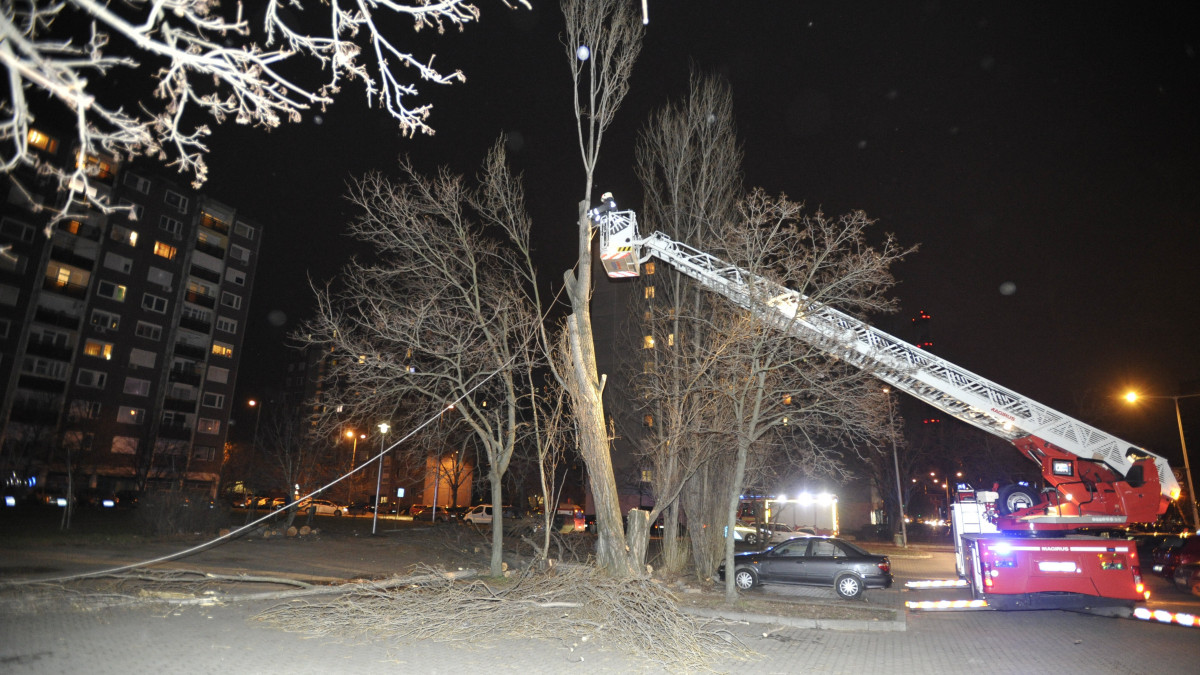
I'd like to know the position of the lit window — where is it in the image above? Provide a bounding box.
[83,339,114,360]
[211,342,233,358]
[645,261,656,275]
[197,418,220,434]
[641,469,653,482]
[110,225,138,247]
[668,333,675,347]
[55,267,72,287]
[116,406,146,424]
[154,241,177,260]
[643,414,654,427]
[644,286,655,299]
[643,335,655,349]
[27,129,59,153]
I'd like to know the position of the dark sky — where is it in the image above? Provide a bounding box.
[197,2,1200,457]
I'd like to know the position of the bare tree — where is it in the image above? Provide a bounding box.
[0,0,529,237]
[258,405,329,511]
[625,71,744,573]
[698,195,912,600]
[557,0,644,577]
[297,139,545,576]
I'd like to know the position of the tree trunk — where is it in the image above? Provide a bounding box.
[625,507,650,570]
[565,202,636,577]
[722,440,750,603]
[490,469,504,576]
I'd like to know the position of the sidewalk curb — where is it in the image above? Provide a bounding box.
[679,605,907,632]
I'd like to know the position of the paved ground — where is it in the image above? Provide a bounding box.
[2,521,1198,674]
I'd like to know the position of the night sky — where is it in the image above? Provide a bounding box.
[195,2,1199,460]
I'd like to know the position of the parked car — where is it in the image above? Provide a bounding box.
[295,499,345,516]
[728,520,762,546]
[718,536,893,600]
[760,522,801,544]
[1151,536,1190,576]
[410,504,453,521]
[1172,563,1200,596]
[1159,536,1200,579]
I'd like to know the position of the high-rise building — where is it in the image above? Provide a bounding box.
[1,126,262,500]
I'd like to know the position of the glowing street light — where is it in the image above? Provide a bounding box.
[371,422,390,535]
[1124,391,1200,531]
[345,430,366,505]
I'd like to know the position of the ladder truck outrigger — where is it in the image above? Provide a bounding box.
[590,194,1180,611]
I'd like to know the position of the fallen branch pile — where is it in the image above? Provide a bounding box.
[255,563,754,671]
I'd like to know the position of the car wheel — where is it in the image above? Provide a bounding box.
[744,532,759,546]
[997,484,1039,516]
[835,574,864,600]
[733,567,758,591]
[334,510,342,517]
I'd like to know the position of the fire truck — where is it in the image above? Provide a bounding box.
[591,196,1180,611]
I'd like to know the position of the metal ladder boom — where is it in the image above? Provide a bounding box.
[616,221,1178,499]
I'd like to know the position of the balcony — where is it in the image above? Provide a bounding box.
[42,276,88,299]
[24,341,73,361]
[178,315,212,334]
[34,307,81,330]
[173,342,206,359]
[184,290,216,309]
[49,245,96,270]
[193,239,225,259]
[168,368,202,386]
[163,397,198,413]
[17,374,67,393]
[200,213,230,235]
[189,264,221,284]
[8,403,59,424]
[158,423,193,441]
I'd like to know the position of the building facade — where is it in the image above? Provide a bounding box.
[1,126,262,500]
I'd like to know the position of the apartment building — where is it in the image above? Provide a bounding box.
[1,126,262,499]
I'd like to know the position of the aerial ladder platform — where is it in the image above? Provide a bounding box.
[592,201,1178,533]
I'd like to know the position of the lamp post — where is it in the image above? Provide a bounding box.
[371,422,390,535]
[1125,391,1200,531]
[883,387,908,547]
[345,430,364,506]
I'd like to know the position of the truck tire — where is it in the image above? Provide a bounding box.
[835,573,864,600]
[997,484,1039,515]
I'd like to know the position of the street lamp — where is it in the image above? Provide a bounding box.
[345,430,365,505]
[371,422,390,535]
[883,387,908,547]
[1125,391,1200,531]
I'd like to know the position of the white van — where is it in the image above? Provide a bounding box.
[463,504,496,525]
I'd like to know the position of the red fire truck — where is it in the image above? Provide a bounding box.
[592,196,1179,611]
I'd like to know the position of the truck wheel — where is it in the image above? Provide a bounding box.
[997,484,1039,515]
[835,574,864,600]
[734,567,758,591]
